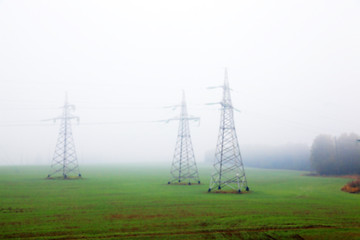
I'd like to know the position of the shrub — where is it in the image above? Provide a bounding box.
[341,179,360,193]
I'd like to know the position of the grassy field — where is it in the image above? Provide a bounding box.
[0,164,359,240]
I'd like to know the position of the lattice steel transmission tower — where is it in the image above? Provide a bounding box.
[208,69,249,193]
[47,94,81,179]
[168,91,201,185]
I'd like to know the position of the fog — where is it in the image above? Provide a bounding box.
[0,1,359,165]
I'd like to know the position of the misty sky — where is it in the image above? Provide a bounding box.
[0,1,359,165]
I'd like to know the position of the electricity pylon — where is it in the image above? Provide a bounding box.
[167,91,201,185]
[208,69,249,193]
[47,94,81,179]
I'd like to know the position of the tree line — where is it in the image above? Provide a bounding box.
[203,133,360,175]
[204,143,311,171]
[310,133,360,175]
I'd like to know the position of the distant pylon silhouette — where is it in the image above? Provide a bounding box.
[47,94,81,179]
[168,91,200,185]
[208,69,249,193]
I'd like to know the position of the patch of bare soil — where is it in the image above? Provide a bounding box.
[2,225,336,239]
[91,225,334,239]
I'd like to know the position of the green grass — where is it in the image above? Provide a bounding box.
[0,164,359,239]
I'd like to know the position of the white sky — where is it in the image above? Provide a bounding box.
[0,0,359,164]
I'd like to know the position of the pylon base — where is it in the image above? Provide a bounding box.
[167,182,201,185]
[46,176,82,180]
[208,190,251,194]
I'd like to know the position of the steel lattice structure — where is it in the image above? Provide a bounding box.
[168,91,200,185]
[47,95,81,179]
[208,69,249,193]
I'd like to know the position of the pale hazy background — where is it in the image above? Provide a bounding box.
[0,1,359,165]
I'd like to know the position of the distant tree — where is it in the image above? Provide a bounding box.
[310,133,360,175]
[310,135,336,174]
[227,143,311,171]
[336,133,360,175]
